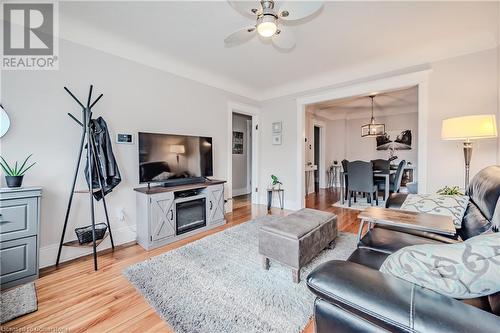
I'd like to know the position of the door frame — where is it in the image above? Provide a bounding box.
[227,102,260,211]
[296,68,431,208]
[313,119,327,189]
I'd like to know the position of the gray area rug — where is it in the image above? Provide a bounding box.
[124,216,357,333]
[0,282,38,324]
[332,197,386,211]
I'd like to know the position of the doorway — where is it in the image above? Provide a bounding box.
[232,113,252,206]
[313,126,320,192]
[296,69,431,209]
[227,102,260,212]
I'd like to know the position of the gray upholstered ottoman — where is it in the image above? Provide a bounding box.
[258,208,337,283]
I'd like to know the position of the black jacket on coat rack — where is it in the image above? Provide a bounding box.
[85,116,121,200]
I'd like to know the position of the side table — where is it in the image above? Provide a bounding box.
[267,188,284,210]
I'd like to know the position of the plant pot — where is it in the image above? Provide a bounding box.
[5,175,23,188]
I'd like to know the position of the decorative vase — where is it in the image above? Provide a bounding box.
[5,175,23,188]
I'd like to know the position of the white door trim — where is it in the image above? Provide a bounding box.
[227,102,260,211]
[245,118,252,194]
[313,119,327,189]
[296,69,432,208]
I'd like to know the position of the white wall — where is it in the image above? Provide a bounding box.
[324,119,347,167]
[427,49,499,190]
[1,39,258,267]
[321,113,418,166]
[258,97,300,208]
[232,113,251,196]
[258,48,499,209]
[344,113,418,166]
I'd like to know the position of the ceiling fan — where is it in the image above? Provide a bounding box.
[224,1,324,50]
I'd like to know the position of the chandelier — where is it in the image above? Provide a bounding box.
[361,95,385,137]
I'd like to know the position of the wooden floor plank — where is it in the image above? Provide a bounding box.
[3,188,359,333]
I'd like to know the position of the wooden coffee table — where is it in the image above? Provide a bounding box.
[356,207,456,243]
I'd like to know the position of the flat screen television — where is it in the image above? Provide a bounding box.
[138,132,213,185]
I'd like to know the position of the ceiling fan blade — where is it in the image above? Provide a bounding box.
[228,1,262,18]
[224,26,256,46]
[278,1,324,21]
[272,27,296,50]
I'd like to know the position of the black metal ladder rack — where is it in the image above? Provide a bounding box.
[56,85,115,271]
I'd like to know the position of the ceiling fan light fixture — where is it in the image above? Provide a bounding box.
[257,14,277,37]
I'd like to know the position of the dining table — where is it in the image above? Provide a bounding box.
[340,169,396,204]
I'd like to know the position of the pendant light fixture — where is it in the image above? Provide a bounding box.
[361,95,385,137]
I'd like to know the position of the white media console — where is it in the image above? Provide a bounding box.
[134,180,226,250]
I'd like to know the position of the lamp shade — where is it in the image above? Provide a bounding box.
[441,114,497,141]
[361,122,385,137]
[170,144,185,154]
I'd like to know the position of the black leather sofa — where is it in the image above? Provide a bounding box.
[307,165,500,332]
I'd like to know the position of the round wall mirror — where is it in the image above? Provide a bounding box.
[0,105,10,138]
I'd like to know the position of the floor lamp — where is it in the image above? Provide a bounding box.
[441,114,497,189]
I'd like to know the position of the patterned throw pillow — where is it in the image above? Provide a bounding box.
[380,232,500,299]
[400,194,468,228]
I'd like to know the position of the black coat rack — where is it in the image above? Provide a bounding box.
[56,85,114,271]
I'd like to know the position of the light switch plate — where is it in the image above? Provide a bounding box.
[116,133,134,144]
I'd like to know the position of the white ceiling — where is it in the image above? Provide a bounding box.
[59,1,499,100]
[308,86,418,120]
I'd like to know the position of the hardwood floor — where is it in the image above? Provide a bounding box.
[3,188,360,333]
[232,193,252,209]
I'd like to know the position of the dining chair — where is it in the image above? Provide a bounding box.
[371,159,390,173]
[372,159,390,190]
[341,159,349,200]
[346,160,379,207]
[378,160,406,194]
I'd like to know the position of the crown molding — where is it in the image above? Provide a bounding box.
[59,15,261,101]
[259,45,498,101]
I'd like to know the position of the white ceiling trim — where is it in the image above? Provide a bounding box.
[59,15,261,100]
[261,44,499,101]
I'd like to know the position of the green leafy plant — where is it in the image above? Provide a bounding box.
[271,175,282,186]
[436,185,463,196]
[0,154,36,176]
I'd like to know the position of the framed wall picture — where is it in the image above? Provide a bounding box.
[272,122,282,133]
[376,129,412,151]
[232,131,244,154]
[272,134,282,145]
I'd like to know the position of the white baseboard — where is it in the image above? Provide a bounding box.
[232,187,251,197]
[39,226,137,268]
[225,198,233,213]
[257,194,301,211]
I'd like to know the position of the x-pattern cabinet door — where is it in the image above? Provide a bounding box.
[150,193,175,241]
[207,185,224,224]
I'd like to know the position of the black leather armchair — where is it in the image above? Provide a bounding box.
[307,166,500,332]
[308,261,500,333]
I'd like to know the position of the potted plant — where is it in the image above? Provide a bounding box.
[270,175,282,190]
[436,186,464,196]
[0,154,36,188]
